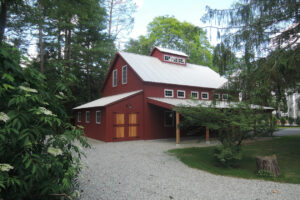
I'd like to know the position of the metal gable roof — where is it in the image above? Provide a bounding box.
[148,97,274,110]
[154,46,188,57]
[119,51,227,89]
[73,90,143,110]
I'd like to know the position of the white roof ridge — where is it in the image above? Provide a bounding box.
[154,46,188,57]
[73,90,143,109]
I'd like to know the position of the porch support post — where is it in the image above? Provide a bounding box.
[206,127,210,144]
[176,112,180,145]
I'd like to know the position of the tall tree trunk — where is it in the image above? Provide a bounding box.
[38,1,44,74]
[57,28,61,60]
[0,0,9,44]
[108,0,113,38]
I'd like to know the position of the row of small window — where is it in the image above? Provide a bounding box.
[164,55,185,64]
[164,89,228,100]
[77,111,101,124]
[112,65,127,87]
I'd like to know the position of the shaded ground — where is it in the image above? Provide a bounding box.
[79,137,300,200]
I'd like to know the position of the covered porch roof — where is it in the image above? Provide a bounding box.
[147,97,274,111]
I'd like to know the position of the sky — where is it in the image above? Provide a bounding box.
[128,0,236,46]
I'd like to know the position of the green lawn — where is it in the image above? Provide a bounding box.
[168,136,300,184]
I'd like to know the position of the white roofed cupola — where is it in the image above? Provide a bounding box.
[150,46,188,66]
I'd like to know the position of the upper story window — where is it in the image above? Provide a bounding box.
[201,92,209,100]
[112,69,117,87]
[222,94,228,100]
[164,89,174,98]
[77,112,81,122]
[164,54,185,64]
[122,66,127,84]
[177,90,185,98]
[214,93,220,100]
[85,111,90,123]
[191,91,199,99]
[96,111,101,124]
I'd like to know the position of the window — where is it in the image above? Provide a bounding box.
[177,90,185,98]
[164,111,174,127]
[191,91,199,99]
[122,66,127,84]
[77,112,81,122]
[178,58,185,64]
[112,69,117,87]
[164,89,174,98]
[214,93,220,100]
[222,94,228,100]
[96,111,101,124]
[164,54,185,64]
[164,55,170,61]
[201,92,209,100]
[85,111,90,123]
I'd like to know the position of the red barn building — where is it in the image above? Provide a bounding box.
[74,47,233,143]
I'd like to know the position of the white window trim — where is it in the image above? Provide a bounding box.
[164,55,170,61]
[222,94,228,100]
[201,92,209,100]
[177,90,185,98]
[96,111,101,124]
[164,111,174,127]
[77,112,81,122]
[112,69,117,87]
[214,93,220,100]
[164,89,174,98]
[85,111,90,123]
[122,65,127,84]
[191,91,199,99]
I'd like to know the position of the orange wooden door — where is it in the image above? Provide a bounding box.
[128,113,139,138]
[114,113,125,138]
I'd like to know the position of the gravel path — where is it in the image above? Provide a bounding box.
[79,138,300,200]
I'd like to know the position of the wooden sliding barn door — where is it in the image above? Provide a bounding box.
[113,112,139,140]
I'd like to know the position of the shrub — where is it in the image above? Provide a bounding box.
[296,117,300,125]
[214,145,242,167]
[288,117,294,125]
[0,44,89,199]
[257,169,275,178]
[280,117,286,126]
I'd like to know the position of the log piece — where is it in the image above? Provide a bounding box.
[255,154,280,177]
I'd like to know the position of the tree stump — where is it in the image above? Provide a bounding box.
[255,154,280,177]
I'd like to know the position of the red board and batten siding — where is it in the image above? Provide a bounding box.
[76,108,106,141]
[105,92,144,142]
[102,54,144,97]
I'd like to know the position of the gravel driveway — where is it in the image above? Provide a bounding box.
[79,138,300,200]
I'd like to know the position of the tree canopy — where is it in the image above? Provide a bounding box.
[202,0,300,112]
[125,16,214,68]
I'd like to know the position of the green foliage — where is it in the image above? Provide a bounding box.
[257,169,275,178]
[280,117,286,126]
[296,117,300,125]
[125,16,214,68]
[288,117,294,125]
[175,101,274,166]
[0,44,89,199]
[213,43,239,76]
[214,145,242,167]
[202,0,300,112]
